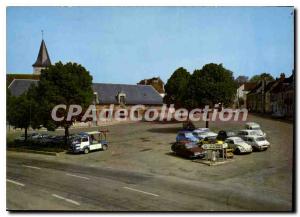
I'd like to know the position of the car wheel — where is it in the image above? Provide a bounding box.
[102,144,108,151]
[235,148,241,154]
[84,148,89,154]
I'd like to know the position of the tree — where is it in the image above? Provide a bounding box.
[249,73,274,83]
[235,75,249,85]
[164,67,191,108]
[35,62,94,144]
[188,63,236,127]
[7,85,39,141]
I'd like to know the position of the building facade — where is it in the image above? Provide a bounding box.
[234,82,256,108]
[247,73,294,118]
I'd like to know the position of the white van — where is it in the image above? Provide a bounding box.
[245,122,266,137]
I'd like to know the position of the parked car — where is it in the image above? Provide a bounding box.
[28,132,41,140]
[225,137,252,154]
[69,131,108,154]
[52,135,65,146]
[14,132,40,144]
[193,128,210,133]
[245,122,266,137]
[33,134,50,143]
[244,136,270,151]
[193,130,217,140]
[216,130,237,141]
[171,141,206,159]
[176,131,199,143]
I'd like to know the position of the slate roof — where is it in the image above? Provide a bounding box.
[8,79,163,105]
[8,79,38,96]
[92,83,163,105]
[7,74,40,87]
[32,40,51,67]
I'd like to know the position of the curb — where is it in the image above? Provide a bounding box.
[7,148,60,156]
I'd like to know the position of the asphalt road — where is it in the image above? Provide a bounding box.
[7,152,291,211]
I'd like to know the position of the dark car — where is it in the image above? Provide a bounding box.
[171,141,206,159]
[216,130,237,141]
[49,135,66,146]
[14,132,41,144]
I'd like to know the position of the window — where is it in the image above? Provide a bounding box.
[119,110,126,118]
[119,95,125,104]
[118,92,126,105]
[82,137,88,142]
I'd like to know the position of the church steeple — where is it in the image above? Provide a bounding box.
[32,39,51,75]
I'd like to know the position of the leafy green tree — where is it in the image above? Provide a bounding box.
[36,62,94,144]
[7,85,39,141]
[235,75,249,85]
[164,67,191,108]
[188,63,236,127]
[249,73,274,83]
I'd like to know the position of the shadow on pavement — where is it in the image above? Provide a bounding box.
[147,127,182,134]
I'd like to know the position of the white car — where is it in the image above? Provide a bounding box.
[194,128,210,133]
[238,129,265,140]
[244,136,270,151]
[225,137,252,154]
[245,122,266,137]
[193,130,217,140]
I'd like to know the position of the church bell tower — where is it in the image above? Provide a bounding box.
[32,34,51,75]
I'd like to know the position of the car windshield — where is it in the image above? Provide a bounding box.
[185,133,195,138]
[255,137,265,141]
[192,132,199,137]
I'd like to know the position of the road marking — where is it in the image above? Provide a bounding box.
[123,187,159,197]
[52,194,80,206]
[22,165,41,170]
[7,179,25,187]
[66,173,90,180]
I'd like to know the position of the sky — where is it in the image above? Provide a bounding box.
[7,7,294,84]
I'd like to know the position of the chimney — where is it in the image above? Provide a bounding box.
[280,73,285,81]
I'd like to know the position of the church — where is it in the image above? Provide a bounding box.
[7,39,163,126]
